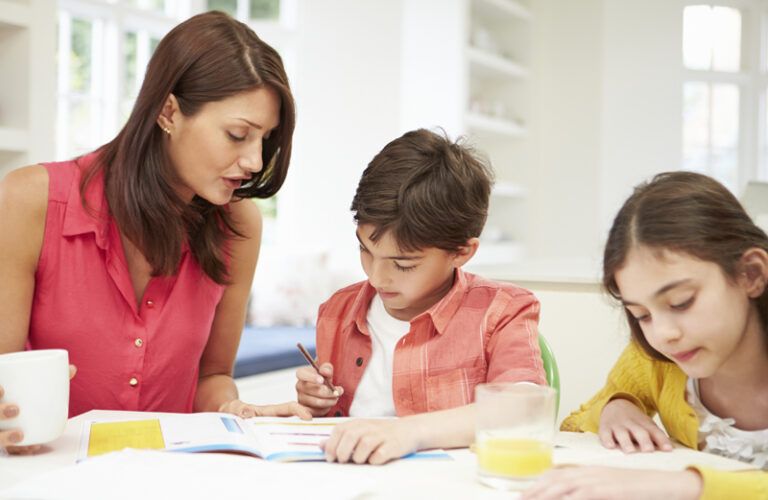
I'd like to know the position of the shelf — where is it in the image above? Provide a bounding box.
[492,181,525,198]
[0,2,31,28]
[467,46,529,79]
[473,0,532,22]
[0,127,30,152]
[466,112,526,137]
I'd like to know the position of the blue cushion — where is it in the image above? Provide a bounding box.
[233,326,316,377]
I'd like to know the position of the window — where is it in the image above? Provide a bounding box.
[57,0,186,159]
[682,2,768,192]
[205,0,281,21]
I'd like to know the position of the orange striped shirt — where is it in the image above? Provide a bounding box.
[315,269,545,417]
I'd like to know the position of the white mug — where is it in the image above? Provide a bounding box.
[0,349,70,446]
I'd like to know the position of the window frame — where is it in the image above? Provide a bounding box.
[682,0,768,191]
[57,0,184,159]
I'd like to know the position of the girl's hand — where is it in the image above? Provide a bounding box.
[295,363,343,417]
[1,364,77,455]
[321,419,418,465]
[599,398,672,453]
[217,399,313,420]
[521,466,703,500]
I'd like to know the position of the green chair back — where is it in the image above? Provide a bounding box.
[538,334,560,415]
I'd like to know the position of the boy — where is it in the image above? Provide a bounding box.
[295,129,546,464]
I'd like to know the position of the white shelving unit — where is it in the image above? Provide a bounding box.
[465,112,526,137]
[0,0,56,178]
[473,0,532,21]
[466,0,532,262]
[400,0,533,266]
[0,1,32,25]
[467,46,529,79]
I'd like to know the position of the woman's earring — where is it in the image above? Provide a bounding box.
[161,125,171,135]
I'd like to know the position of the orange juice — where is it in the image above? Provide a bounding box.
[477,437,552,477]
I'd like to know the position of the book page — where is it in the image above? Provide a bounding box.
[247,420,335,461]
[246,417,451,461]
[79,413,261,460]
[79,414,451,462]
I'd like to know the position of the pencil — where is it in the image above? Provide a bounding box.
[296,342,338,395]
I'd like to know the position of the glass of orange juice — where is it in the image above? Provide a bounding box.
[475,383,557,490]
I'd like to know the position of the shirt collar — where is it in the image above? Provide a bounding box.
[348,268,469,336]
[61,153,110,250]
[60,152,193,256]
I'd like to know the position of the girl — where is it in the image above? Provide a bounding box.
[0,11,310,452]
[525,172,768,499]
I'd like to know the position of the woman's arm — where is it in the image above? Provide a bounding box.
[0,166,48,354]
[192,199,310,419]
[0,165,49,447]
[193,198,262,413]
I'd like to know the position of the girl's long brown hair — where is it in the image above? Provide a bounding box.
[83,11,295,284]
[603,171,768,360]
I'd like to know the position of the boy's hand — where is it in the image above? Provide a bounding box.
[218,399,313,420]
[321,418,418,465]
[521,466,702,500]
[599,398,672,453]
[295,363,343,417]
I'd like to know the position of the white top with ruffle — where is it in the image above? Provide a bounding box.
[686,378,768,469]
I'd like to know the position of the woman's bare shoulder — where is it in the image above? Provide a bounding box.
[228,198,263,241]
[0,164,50,224]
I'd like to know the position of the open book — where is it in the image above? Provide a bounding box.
[78,413,450,462]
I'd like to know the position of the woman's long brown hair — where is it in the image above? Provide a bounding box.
[83,11,295,284]
[603,171,768,360]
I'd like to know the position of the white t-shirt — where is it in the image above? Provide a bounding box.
[348,294,410,417]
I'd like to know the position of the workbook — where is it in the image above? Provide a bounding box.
[78,413,450,462]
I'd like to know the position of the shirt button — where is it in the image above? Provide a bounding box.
[334,411,342,417]
[145,299,155,309]
[129,377,139,387]
[355,357,364,367]
[134,338,143,348]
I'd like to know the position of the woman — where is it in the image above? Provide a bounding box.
[0,11,309,451]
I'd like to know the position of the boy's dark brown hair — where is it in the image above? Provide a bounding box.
[351,128,493,253]
[603,171,768,360]
[84,11,295,284]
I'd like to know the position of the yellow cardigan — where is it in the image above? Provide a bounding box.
[560,341,767,500]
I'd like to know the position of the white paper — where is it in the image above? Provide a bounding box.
[554,432,755,471]
[0,448,369,500]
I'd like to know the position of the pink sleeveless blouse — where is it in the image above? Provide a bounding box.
[29,154,226,416]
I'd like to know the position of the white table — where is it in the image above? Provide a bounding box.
[0,410,751,500]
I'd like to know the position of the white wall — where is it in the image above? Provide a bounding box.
[599,0,682,233]
[525,282,629,423]
[528,0,604,262]
[275,0,403,276]
[529,0,685,264]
